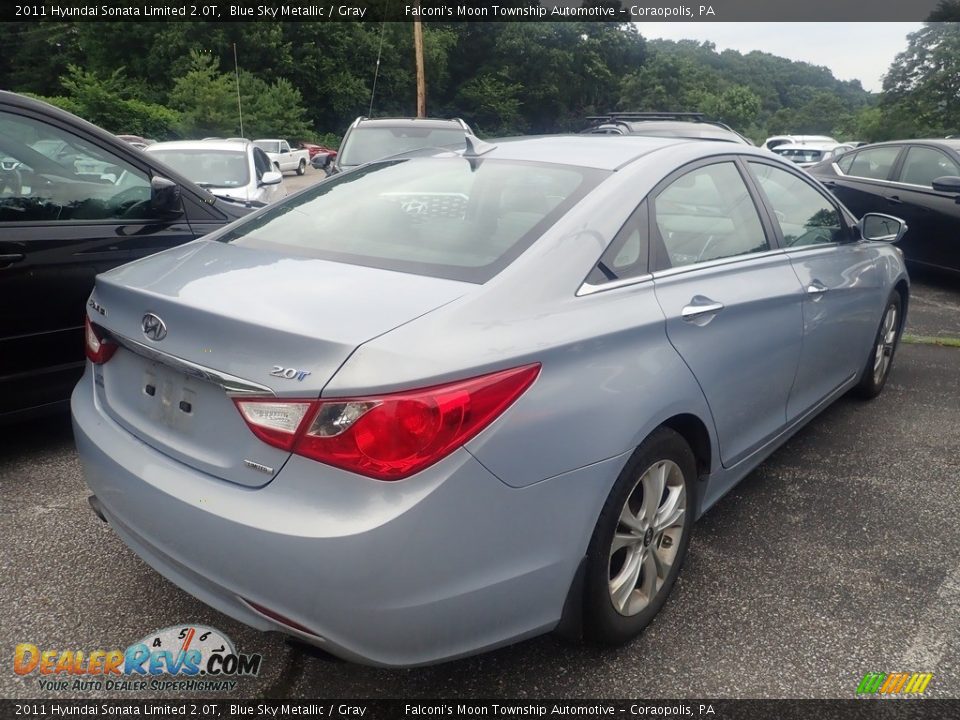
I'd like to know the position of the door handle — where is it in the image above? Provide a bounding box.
[821,180,837,188]
[0,253,25,268]
[888,195,903,205]
[681,298,725,322]
[807,281,829,299]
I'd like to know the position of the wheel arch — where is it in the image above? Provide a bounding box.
[660,413,712,481]
[893,277,909,331]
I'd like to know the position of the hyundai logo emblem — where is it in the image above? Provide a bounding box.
[141,313,167,342]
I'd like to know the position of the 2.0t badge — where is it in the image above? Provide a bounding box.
[141,313,167,342]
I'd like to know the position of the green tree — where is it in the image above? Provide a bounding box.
[29,65,178,137]
[168,50,238,137]
[239,73,311,138]
[882,23,960,136]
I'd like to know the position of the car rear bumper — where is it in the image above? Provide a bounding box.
[71,367,618,666]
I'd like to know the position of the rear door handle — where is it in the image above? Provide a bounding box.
[821,180,837,188]
[681,298,725,322]
[0,253,25,268]
[807,280,829,299]
[888,195,903,205]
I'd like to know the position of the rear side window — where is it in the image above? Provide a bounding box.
[586,201,649,285]
[219,157,605,283]
[652,162,768,270]
[842,147,900,180]
[339,127,468,167]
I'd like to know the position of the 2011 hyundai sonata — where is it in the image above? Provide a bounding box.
[73,135,909,666]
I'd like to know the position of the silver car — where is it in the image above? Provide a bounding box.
[72,136,908,666]
[145,140,286,207]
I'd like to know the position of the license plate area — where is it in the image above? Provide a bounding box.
[97,347,290,488]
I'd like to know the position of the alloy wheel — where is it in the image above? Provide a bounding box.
[608,459,687,617]
[873,304,898,385]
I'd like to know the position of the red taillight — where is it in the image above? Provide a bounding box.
[84,316,117,365]
[234,364,540,481]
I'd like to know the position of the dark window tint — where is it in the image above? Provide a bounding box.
[844,147,900,180]
[749,162,843,246]
[219,158,605,283]
[898,147,960,187]
[0,110,152,222]
[652,162,767,270]
[253,147,272,177]
[339,126,467,167]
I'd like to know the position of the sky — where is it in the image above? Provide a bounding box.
[636,23,924,92]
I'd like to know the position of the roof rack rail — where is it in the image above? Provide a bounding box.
[588,111,708,122]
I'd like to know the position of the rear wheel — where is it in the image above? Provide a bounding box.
[852,292,902,399]
[583,427,695,645]
[296,159,306,176]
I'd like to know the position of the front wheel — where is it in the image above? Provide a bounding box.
[296,159,306,176]
[583,427,696,645]
[852,291,902,399]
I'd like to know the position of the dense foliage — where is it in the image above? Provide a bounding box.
[0,21,955,145]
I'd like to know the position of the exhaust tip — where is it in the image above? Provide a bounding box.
[87,495,107,523]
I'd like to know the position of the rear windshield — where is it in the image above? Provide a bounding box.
[148,149,249,188]
[218,157,605,283]
[339,127,469,167]
[774,148,824,163]
[254,141,281,154]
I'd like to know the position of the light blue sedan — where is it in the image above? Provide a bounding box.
[72,135,908,666]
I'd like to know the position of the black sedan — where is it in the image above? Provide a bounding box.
[808,139,960,273]
[0,92,254,423]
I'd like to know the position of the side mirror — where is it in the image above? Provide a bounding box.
[859,213,907,243]
[259,171,282,186]
[150,176,182,215]
[932,175,960,196]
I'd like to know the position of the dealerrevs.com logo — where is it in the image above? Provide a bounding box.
[13,625,262,693]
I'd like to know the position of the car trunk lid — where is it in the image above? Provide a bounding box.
[90,240,470,487]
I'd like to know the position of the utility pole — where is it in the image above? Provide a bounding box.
[413,6,426,117]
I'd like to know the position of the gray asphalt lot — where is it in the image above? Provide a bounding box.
[1,273,959,701]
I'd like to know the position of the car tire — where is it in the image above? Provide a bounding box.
[296,159,306,176]
[852,291,902,400]
[583,427,695,646]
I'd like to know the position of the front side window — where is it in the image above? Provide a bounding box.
[749,162,843,247]
[652,162,768,270]
[218,157,604,283]
[0,110,151,222]
[842,147,901,180]
[898,146,960,187]
[253,148,272,178]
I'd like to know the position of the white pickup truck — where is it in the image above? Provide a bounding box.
[253,139,310,175]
